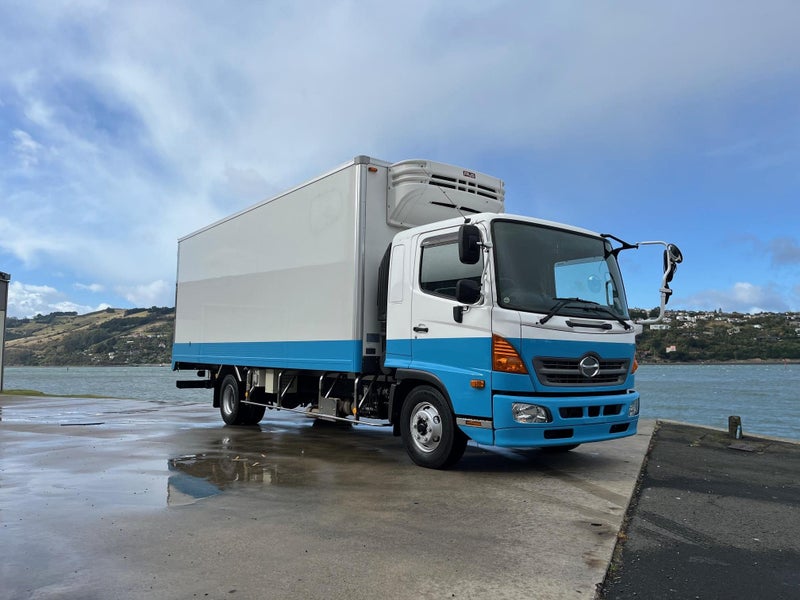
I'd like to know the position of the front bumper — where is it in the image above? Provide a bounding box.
[490,391,639,448]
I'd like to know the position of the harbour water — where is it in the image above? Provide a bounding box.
[635,363,800,441]
[3,363,799,441]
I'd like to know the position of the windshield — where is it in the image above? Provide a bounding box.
[491,220,630,320]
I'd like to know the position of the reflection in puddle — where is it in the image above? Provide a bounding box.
[167,461,224,506]
[166,435,301,505]
[165,416,400,506]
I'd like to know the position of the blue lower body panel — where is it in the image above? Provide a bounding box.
[490,392,639,448]
[172,340,362,372]
[457,423,495,446]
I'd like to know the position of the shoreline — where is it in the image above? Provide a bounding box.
[639,358,800,366]
[5,358,800,369]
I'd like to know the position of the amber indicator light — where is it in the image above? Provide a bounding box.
[492,335,528,374]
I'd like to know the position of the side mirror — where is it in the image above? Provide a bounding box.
[663,243,683,284]
[458,224,481,265]
[456,279,481,305]
[662,244,683,304]
[628,239,684,326]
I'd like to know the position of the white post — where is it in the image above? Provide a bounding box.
[0,272,9,392]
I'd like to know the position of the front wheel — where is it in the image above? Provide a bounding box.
[400,386,467,469]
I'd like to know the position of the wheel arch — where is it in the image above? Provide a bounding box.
[390,369,454,427]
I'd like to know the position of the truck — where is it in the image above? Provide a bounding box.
[172,155,682,469]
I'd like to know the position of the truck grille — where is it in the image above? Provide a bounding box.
[533,356,630,387]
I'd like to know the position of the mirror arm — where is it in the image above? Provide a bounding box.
[453,305,465,323]
[601,233,638,257]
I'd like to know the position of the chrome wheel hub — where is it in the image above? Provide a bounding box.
[222,386,236,415]
[409,402,442,453]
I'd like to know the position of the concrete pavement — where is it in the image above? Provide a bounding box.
[0,394,652,600]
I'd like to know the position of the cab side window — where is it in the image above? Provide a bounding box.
[420,236,483,299]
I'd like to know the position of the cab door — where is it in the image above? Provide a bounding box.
[409,226,493,419]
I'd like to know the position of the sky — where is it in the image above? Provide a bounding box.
[1,1,799,319]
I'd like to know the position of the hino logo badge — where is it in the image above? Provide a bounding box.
[579,355,601,379]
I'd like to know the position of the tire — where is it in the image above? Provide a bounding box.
[220,374,267,426]
[241,403,266,426]
[400,385,467,469]
[219,374,246,425]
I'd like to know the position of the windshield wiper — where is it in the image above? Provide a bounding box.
[581,304,632,330]
[538,297,631,330]
[538,297,589,325]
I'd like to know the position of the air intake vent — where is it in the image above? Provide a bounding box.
[386,159,505,228]
[427,173,503,201]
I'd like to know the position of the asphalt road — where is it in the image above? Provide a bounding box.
[600,421,800,599]
[0,395,651,600]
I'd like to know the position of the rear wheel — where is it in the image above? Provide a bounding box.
[219,374,248,425]
[400,385,467,469]
[219,374,267,425]
[242,403,266,425]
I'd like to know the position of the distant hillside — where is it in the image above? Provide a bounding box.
[3,307,799,366]
[4,307,174,366]
[631,308,800,362]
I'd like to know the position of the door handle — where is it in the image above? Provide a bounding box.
[413,324,429,333]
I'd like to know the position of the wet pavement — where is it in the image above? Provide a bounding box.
[0,394,652,600]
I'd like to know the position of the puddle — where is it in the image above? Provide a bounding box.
[167,465,224,506]
[166,433,316,505]
[167,451,280,505]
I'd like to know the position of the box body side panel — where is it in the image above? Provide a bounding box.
[173,164,363,371]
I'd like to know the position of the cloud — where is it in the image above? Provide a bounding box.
[1,1,799,314]
[6,280,110,318]
[736,236,800,269]
[75,282,105,293]
[115,280,172,308]
[0,216,67,266]
[682,282,791,314]
[11,129,43,167]
[768,237,800,266]
[22,1,796,170]
[220,165,271,206]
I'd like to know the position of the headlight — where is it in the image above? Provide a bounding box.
[512,403,551,424]
[628,397,640,417]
